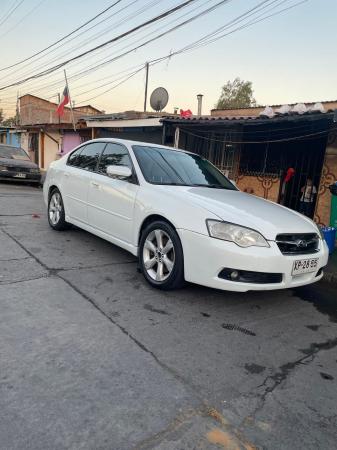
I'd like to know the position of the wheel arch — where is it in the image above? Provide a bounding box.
[48,184,60,201]
[138,214,178,245]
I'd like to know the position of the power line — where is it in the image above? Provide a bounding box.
[77,67,145,103]
[0,0,227,98]
[0,0,47,39]
[66,0,231,93]
[23,1,298,103]
[92,0,307,108]
[0,0,124,72]
[0,0,160,85]
[0,0,26,27]
[0,0,144,83]
[0,0,196,91]
[0,0,308,108]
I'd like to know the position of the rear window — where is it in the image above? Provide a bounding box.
[67,142,106,171]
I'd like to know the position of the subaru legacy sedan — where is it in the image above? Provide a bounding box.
[43,139,328,292]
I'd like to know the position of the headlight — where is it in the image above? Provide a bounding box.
[30,168,40,174]
[317,226,324,240]
[0,166,8,171]
[206,220,270,248]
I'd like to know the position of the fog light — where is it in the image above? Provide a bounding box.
[230,270,239,280]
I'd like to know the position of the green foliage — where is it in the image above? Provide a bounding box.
[1,115,16,126]
[215,77,257,109]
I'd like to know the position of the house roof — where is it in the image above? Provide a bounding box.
[161,110,336,126]
[211,100,337,113]
[82,110,173,121]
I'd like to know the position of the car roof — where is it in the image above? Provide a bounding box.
[88,138,195,156]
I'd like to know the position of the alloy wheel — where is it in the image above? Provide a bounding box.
[142,229,175,282]
[49,192,62,226]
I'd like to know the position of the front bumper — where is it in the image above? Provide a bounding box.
[0,171,41,183]
[179,229,329,292]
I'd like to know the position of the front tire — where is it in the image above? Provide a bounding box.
[139,220,185,290]
[48,188,69,231]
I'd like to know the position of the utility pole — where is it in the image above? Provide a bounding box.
[15,91,19,126]
[58,93,61,128]
[143,62,149,112]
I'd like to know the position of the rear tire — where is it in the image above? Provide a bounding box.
[139,220,185,290]
[48,188,70,231]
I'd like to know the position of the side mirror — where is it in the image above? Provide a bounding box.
[106,165,132,179]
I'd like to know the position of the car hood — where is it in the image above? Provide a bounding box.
[160,186,318,240]
[0,157,38,169]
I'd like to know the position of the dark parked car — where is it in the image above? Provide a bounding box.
[0,144,41,184]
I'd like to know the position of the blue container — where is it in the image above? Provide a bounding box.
[321,226,336,254]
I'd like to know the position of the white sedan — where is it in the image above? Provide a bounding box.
[43,138,329,292]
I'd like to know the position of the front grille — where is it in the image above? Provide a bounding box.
[6,166,32,173]
[276,233,319,255]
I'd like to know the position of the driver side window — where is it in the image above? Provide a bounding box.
[97,143,132,175]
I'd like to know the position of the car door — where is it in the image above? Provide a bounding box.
[62,142,106,224]
[87,142,139,244]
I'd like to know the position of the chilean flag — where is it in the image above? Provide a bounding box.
[56,86,70,117]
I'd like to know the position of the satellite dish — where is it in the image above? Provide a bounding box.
[150,87,169,112]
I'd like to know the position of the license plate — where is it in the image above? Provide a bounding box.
[14,173,26,178]
[292,258,319,275]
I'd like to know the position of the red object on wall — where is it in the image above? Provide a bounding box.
[180,109,192,118]
[284,167,295,183]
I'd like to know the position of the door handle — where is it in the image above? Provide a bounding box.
[64,172,70,178]
[91,181,100,188]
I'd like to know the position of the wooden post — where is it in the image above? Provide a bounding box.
[40,131,45,169]
[63,70,76,132]
[174,127,180,148]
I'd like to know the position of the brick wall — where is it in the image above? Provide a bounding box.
[19,95,99,126]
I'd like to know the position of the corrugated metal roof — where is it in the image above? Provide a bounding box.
[211,100,337,112]
[161,110,336,125]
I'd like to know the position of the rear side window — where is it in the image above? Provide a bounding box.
[67,146,85,166]
[70,142,106,171]
[98,143,132,174]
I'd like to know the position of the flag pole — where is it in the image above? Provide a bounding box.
[63,69,76,132]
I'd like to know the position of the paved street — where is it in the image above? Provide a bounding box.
[0,182,336,450]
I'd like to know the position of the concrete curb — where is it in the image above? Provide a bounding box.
[323,272,337,286]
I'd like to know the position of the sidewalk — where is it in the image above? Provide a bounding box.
[325,250,337,285]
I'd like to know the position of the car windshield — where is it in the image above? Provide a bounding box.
[132,145,237,190]
[0,145,30,160]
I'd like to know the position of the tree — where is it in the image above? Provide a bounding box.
[0,108,3,123]
[215,77,256,109]
[1,116,16,126]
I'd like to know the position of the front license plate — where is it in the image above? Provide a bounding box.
[292,258,319,275]
[14,173,26,178]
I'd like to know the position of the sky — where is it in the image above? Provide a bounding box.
[0,0,336,117]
